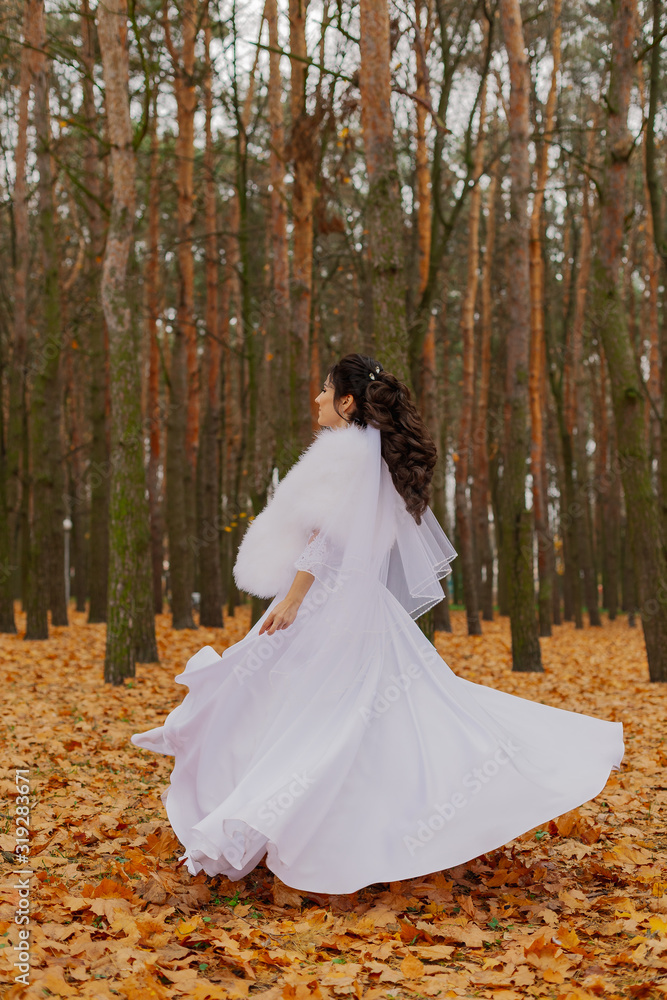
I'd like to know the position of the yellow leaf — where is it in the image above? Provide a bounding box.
[175,915,202,937]
[555,927,580,950]
[649,915,667,936]
[400,954,424,979]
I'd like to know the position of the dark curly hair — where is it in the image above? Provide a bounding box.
[326,353,437,524]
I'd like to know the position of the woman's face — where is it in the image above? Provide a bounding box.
[315,376,354,428]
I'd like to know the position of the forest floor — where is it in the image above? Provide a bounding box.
[1,605,666,1000]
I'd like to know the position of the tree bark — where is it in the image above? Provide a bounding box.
[413,4,446,640]
[472,155,498,622]
[81,0,111,624]
[97,0,157,682]
[163,0,198,629]
[529,0,561,638]
[197,11,224,628]
[499,0,543,671]
[25,0,67,639]
[3,0,35,631]
[146,104,164,616]
[268,0,292,475]
[645,0,667,539]
[289,0,316,446]
[455,79,486,637]
[359,0,409,384]
[593,0,667,681]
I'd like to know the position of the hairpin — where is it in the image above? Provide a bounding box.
[368,366,381,380]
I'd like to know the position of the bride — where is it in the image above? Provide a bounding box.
[131,353,623,894]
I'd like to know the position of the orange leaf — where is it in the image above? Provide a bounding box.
[400,954,424,979]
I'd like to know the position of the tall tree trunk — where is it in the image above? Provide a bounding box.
[163,1,198,629]
[63,342,87,614]
[3,0,35,631]
[639,134,661,473]
[645,0,667,537]
[268,0,292,475]
[359,0,408,384]
[604,351,622,621]
[289,0,316,447]
[97,0,157,682]
[414,0,436,415]
[529,0,561,637]
[593,0,667,681]
[455,80,486,637]
[554,179,588,629]
[471,159,498,623]
[569,170,602,628]
[197,12,224,628]
[25,0,67,639]
[414,5,446,639]
[222,208,243,619]
[499,0,543,671]
[81,0,110,624]
[225,17,264,615]
[146,105,164,616]
[432,305,452,633]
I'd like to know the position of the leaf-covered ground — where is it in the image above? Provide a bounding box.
[1,606,667,1000]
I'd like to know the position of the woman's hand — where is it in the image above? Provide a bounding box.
[259,597,302,635]
[258,569,315,636]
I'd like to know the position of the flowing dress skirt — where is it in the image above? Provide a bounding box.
[131,572,623,894]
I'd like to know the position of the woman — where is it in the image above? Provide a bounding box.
[131,353,623,894]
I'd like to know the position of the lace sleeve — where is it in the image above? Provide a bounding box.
[294,530,334,574]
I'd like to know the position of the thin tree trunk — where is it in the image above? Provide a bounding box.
[645,0,667,536]
[569,146,602,628]
[604,350,622,621]
[432,303,452,633]
[163,1,198,629]
[222,212,243,619]
[63,344,87,614]
[25,0,67,639]
[197,12,224,629]
[81,0,110,624]
[499,0,543,671]
[472,157,498,623]
[289,0,316,446]
[593,0,667,682]
[455,80,486,637]
[97,0,157,682]
[268,0,292,475]
[529,0,561,637]
[359,0,409,384]
[3,0,34,631]
[414,4,445,639]
[145,104,164,616]
[639,119,661,470]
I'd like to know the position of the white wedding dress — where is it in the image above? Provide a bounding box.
[131,423,623,894]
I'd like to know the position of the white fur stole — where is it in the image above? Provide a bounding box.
[233,424,375,599]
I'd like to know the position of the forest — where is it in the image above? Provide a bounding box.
[1,0,666,685]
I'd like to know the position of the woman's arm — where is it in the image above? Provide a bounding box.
[258,569,315,635]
